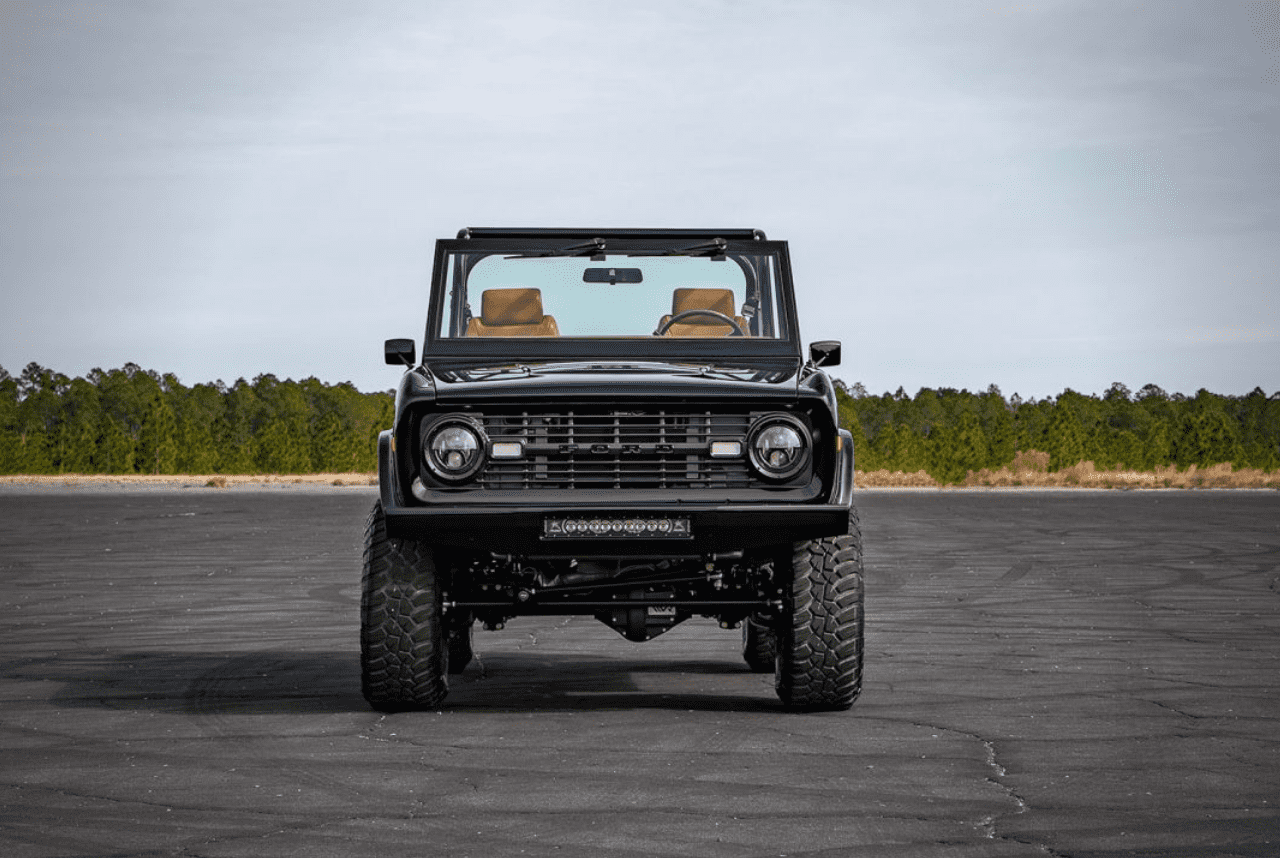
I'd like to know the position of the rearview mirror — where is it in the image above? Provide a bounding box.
[385,338,416,366]
[809,340,841,367]
[583,267,643,284]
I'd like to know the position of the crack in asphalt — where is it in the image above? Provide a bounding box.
[892,718,1044,851]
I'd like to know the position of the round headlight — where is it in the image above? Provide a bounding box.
[748,415,810,480]
[422,416,485,482]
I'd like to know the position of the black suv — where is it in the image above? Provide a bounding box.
[364,228,862,711]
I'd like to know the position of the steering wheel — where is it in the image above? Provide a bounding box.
[653,309,746,337]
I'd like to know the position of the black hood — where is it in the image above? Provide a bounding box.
[420,359,803,403]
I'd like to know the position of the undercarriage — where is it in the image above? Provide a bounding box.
[440,550,785,642]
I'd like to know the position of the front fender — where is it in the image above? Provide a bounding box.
[834,428,855,511]
[377,430,402,510]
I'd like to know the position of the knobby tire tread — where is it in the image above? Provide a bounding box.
[775,507,864,711]
[360,502,449,710]
[742,618,778,673]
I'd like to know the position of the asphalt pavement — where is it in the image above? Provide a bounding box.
[1,486,1278,857]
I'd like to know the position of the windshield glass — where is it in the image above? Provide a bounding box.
[435,251,788,340]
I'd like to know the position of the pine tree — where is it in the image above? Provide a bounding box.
[136,392,178,474]
[1172,408,1241,468]
[0,367,19,474]
[256,419,308,473]
[1140,419,1173,470]
[174,385,220,474]
[95,416,135,473]
[1042,404,1086,471]
[927,412,989,484]
[58,378,103,473]
[216,380,258,473]
[980,385,1016,468]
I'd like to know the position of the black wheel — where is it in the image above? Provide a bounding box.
[775,507,864,711]
[446,619,474,675]
[360,501,448,710]
[742,617,777,673]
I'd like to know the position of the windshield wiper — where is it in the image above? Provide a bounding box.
[505,238,606,260]
[451,361,764,382]
[547,361,755,380]
[626,237,728,260]
[674,364,755,380]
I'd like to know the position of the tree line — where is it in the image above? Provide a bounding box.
[0,363,392,475]
[836,382,1280,484]
[2,363,1277,483]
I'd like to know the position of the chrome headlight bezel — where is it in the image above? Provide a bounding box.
[421,414,487,483]
[747,413,811,481]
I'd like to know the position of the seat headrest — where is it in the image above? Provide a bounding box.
[482,288,545,325]
[673,288,736,320]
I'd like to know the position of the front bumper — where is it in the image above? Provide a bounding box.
[378,429,855,555]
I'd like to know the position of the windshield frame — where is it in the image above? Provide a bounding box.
[420,234,801,363]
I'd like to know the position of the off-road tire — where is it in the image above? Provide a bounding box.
[742,618,777,673]
[775,507,864,711]
[360,502,448,710]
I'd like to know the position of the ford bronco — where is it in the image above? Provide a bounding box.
[364,228,862,711]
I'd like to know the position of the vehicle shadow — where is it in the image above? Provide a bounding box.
[38,649,784,716]
[39,651,366,716]
[450,650,783,713]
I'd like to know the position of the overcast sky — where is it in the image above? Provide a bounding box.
[3,0,1278,398]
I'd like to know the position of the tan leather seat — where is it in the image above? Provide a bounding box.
[465,288,560,337]
[658,288,748,337]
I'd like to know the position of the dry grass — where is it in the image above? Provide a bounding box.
[856,469,941,487]
[858,449,1280,489]
[0,473,379,488]
[961,460,1280,489]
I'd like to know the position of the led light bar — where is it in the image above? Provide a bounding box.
[542,516,692,539]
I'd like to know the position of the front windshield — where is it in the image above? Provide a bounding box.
[435,251,788,340]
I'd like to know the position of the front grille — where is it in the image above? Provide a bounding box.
[477,409,759,490]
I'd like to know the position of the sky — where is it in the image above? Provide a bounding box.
[2,0,1278,399]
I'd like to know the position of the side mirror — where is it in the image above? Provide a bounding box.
[384,338,416,367]
[809,340,841,367]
